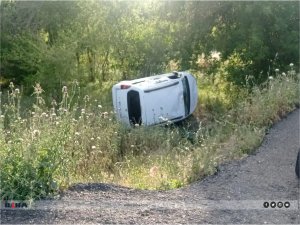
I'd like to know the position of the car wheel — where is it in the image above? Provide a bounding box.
[296,150,300,178]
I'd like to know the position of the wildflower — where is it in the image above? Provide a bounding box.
[282,72,286,76]
[290,63,294,67]
[91,146,96,150]
[101,112,108,118]
[97,136,101,140]
[75,132,80,136]
[0,115,4,118]
[91,137,94,141]
[84,95,90,102]
[98,105,102,108]
[32,129,40,137]
[33,83,43,95]
[41,112,47,117]
[38,97,45,105]
[275,68,279,72]
[81,109,85,114]
[62,86,68,93]
[31,112,35,115]
[130,145,135,148]
[9,82,14,89]
[51,99,57,107]
[15,88,20,95]
[210,50,221,61]
[149,166,160,177]
[268,76,274,80]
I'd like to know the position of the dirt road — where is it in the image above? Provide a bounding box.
[1,109,299,224]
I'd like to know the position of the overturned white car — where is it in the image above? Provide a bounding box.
[112,71,198,126]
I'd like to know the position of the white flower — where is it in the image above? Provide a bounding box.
[98,105,102,108]
[75,132,80,136]
[149,166,160,177]
[275,68,279,72]
[62,86,68,93]
[268,76,274,80]
[210,51,221,61]
[91,137,94,141]
[130,145,135,148]
[91,146,96,149]
[289,63,294,67]
[32,129,40,137]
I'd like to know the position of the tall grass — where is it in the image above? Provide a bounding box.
[0,67,299,201]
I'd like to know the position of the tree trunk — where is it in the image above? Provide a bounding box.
[87,47,95,82]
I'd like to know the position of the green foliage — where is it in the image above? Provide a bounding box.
[1,1,298,89]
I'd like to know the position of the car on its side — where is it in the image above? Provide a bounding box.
[112,71,198,126]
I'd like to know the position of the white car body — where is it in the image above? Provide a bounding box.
[112,71,198,126]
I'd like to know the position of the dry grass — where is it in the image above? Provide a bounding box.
[0,68,299,200]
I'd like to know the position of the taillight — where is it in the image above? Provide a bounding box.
[121,84,131,89]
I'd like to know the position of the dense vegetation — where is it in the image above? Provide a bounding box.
[0,1,299,201]
[1,1,299,89]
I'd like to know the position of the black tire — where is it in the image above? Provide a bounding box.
[296,150,300,178]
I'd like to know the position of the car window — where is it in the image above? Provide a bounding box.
[127,90,142,125]
[182,76,190,116]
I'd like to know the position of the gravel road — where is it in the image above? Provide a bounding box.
[1,109,300,224]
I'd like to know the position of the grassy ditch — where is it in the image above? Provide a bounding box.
[0,69,299,201]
